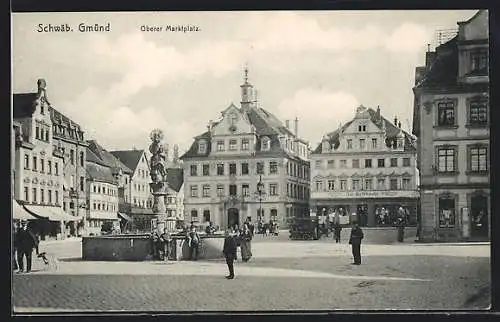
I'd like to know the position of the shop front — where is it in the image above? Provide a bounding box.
[311,190,419,227]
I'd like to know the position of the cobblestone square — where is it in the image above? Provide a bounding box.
[12,237,491,312]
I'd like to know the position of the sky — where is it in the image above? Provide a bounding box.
[12,10,480,155]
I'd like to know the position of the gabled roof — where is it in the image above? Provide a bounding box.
[87,140,133,174]
[85,161,118,184]
[312,107,416,154]
[181,105,301,160]
[166,168,184,192]
[86,147,108,167]
[13,93,37,119]
[110,150,145,174]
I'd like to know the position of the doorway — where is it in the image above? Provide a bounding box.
[471,195,488,238]
[228,208,239,229]
[357,204,368,227]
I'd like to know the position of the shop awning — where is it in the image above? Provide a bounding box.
[118,212,133,221]
[24,205,78,222]
[12,200,38,220]
[49,207,81,222]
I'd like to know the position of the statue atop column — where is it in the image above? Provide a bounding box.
[149,129,167,183]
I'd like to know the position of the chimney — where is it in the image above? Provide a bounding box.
[294,117,298,137]
[394,116,398,125]
[398,121,401,129]
[425,49,437,69]
[285,120,290,129]
[376,105,381,120]
[207,120,213,132]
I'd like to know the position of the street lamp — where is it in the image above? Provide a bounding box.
[256,174,265,222]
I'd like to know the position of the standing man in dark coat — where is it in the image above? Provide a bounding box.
[349,222,364,265]
[333,222,342,243]
[15,221,38,273]
[187,226,200,260]
[222,230,237,279]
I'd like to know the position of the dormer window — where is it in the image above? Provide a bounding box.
[198,140,207,154]
[261,137,270,151]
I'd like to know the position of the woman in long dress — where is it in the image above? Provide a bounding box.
[240,223,253,262]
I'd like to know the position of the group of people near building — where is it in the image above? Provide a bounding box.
[12,220,49,273]
[256,218,279,236]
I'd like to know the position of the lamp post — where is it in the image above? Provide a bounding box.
[256,174,265,222]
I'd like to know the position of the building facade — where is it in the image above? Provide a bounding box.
[13,79,73,239]
[311,105,419,227]
[85,146,121,235]
[180,69,310,229]
[165,168,185,221]
[50,107,89,236]
[111,149,154,231]
[412,10,489,242]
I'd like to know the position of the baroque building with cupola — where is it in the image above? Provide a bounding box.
[412,10,489,242]
[310,105,419,227]
[180,68,311,229]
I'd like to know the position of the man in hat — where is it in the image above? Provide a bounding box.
[348,221,364,265]
[15,221,38,273]
[222,230,237,279]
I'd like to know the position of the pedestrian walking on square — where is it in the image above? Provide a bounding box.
[15,221,39,273]
[240,223,253,262]
[222,230,237,279]
[348,222,364,265]
[187,226,200,260]
[333,222,342,243]
[160,229,173,261]
[397,207,406,242]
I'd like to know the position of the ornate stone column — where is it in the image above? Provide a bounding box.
[148,129,176,233]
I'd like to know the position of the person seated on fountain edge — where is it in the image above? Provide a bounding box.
[205,221,216,235]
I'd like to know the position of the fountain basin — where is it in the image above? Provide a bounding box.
[82,233,226,261]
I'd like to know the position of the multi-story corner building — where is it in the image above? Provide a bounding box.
[88,140,132,233]
[412,10,489,242]
[165,168,185,221]
[13,79,76,239]
[49,107,89,236]
[85,145,121,235]
[310,105,419,227]
[111,149,154,231]
[180,69,310,229]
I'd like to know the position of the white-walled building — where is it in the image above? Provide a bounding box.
[180,69,310,229]
[85,146,121,235]
[13,79,75,239]
[311,105,419,227]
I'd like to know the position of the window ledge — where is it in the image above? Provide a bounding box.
[435,171,460,176]
[433,125,459,130]
[465,170,489,176]
[465,124,489,129]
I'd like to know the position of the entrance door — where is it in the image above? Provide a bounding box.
[471,195,488,238]
[357,204,368,227]
[228,208,239,229]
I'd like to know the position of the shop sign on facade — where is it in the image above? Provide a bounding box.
[314,190,419,199]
